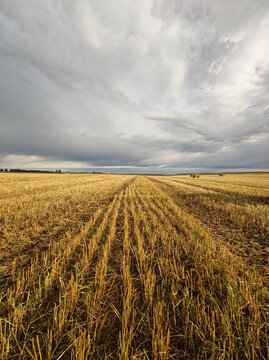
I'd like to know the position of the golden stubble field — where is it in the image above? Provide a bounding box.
[0,173,268,359]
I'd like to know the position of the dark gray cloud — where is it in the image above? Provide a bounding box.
[0,0,268,172]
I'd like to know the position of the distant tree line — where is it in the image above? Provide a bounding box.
[0,169,62,173]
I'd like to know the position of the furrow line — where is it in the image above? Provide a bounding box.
[128,179,172,359]
[82,187,125,358]
[119,185,137,359]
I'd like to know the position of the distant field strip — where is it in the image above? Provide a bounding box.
[0,173,268,359]
[162,174,269,203]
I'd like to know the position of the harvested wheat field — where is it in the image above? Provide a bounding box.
[0,173,268,359]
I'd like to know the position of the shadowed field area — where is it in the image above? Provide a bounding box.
[0,173,268,359]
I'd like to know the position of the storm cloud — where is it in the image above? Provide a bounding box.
[0,0,268,172]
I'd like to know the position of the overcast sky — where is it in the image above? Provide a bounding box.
[0,0,268,173]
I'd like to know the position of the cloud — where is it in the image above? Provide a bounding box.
[145,111,217,140]
[0,0,268,172]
